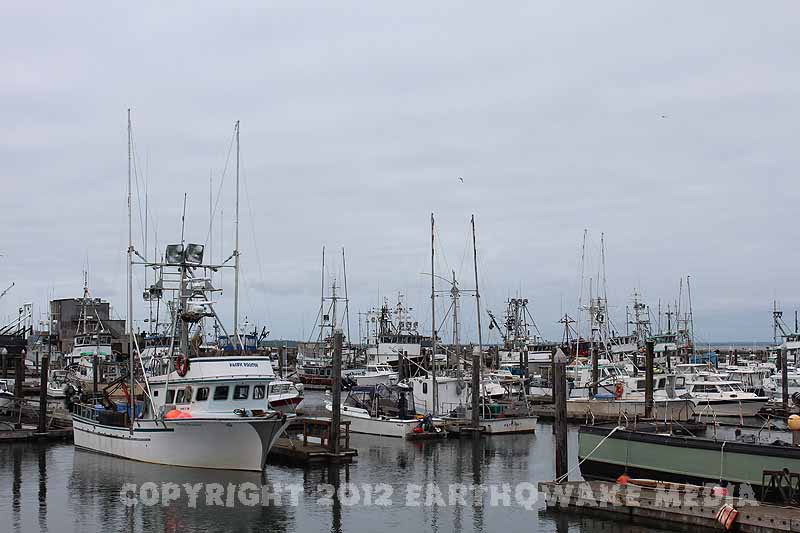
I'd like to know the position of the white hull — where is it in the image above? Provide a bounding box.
[354,373,397,387]
[447,416,537,434]
[73,414,291,471]
[330,404,442,438]
[338,406,420,437]
[692,398,767,417]
[480,416,537,434]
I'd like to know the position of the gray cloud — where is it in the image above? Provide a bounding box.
[2,2,799,342]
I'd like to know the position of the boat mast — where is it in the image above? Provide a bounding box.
[233,120,241,349]
[471,215,483,412]
[430,213,437,415]
[127,108,135,433]
[342,247,351,350]
[319,246,325,342]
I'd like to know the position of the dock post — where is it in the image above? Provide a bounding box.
[397,350,404,382]
[15,349,25,399]
[38,354,49,434]
[645,340,654,418]
[553,348,568,481]
[780,348,788,413]
[331,330,343,454]
[471,345,480,429]
[278,345,284,379]
[590,345,599,397]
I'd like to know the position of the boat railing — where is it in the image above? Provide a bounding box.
[73,403,103,422]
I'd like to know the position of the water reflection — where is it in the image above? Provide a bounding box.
[0,424,677,533]
[70,448,292,532]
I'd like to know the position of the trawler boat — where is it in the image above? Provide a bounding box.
[365,296,431,367]
[326,383,444,438]
[72,116,291,471]
[73,355,292,470]
[487,298,557,367]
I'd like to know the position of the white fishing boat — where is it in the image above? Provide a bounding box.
[72,115,291,471]
[326,383,444,438]
[73,355,292,470]
[365,296,431,367]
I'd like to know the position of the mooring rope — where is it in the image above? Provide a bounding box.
[554,425,622,484]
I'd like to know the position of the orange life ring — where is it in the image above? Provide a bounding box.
[614,382,624,399]
[175,356,190,377]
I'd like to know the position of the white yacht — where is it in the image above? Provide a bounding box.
[347,364,398,387]
[685,379,768,417]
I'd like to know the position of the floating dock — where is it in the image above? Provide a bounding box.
[0,423,73,442]
[269,437,357,465]
[539,480,800,532]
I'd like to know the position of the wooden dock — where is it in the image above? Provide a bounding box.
[268,416,357,465]
[269,437,357,465]
[539,480,800,532]
[0,424,73,442]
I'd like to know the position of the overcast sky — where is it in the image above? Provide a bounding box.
[2,2,799,344]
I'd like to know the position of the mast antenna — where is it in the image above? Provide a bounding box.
[233,120,241,349]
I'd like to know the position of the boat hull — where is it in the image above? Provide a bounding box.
[447,416,537,435]
[691,398,767,417]
[567,398,695,422]
[73,414,291,471]
[578,425,800,490]
[269,396,303,413]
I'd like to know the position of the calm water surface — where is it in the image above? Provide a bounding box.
[1,394,671,532]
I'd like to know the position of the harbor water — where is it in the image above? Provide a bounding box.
[1,396,673,533]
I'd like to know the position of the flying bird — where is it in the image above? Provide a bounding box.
[458,176,464,183]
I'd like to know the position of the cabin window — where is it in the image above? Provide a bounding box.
[196,387,209,401]
[153,390,159,397]
[422,382,428,394]
[253,385,266,400]
[175,389,186,403]
[166,389,176,403]
[214,386,230,401]
[234,385,250,400]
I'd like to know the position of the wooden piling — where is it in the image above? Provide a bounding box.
[471,345,480,429]
[14,350,25,399]
[590,345,599,397]
[330,331,343,454]
[553,348,568,481]
[645,340,654,418]
[780,348,788,413]
[38,355,49,434]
